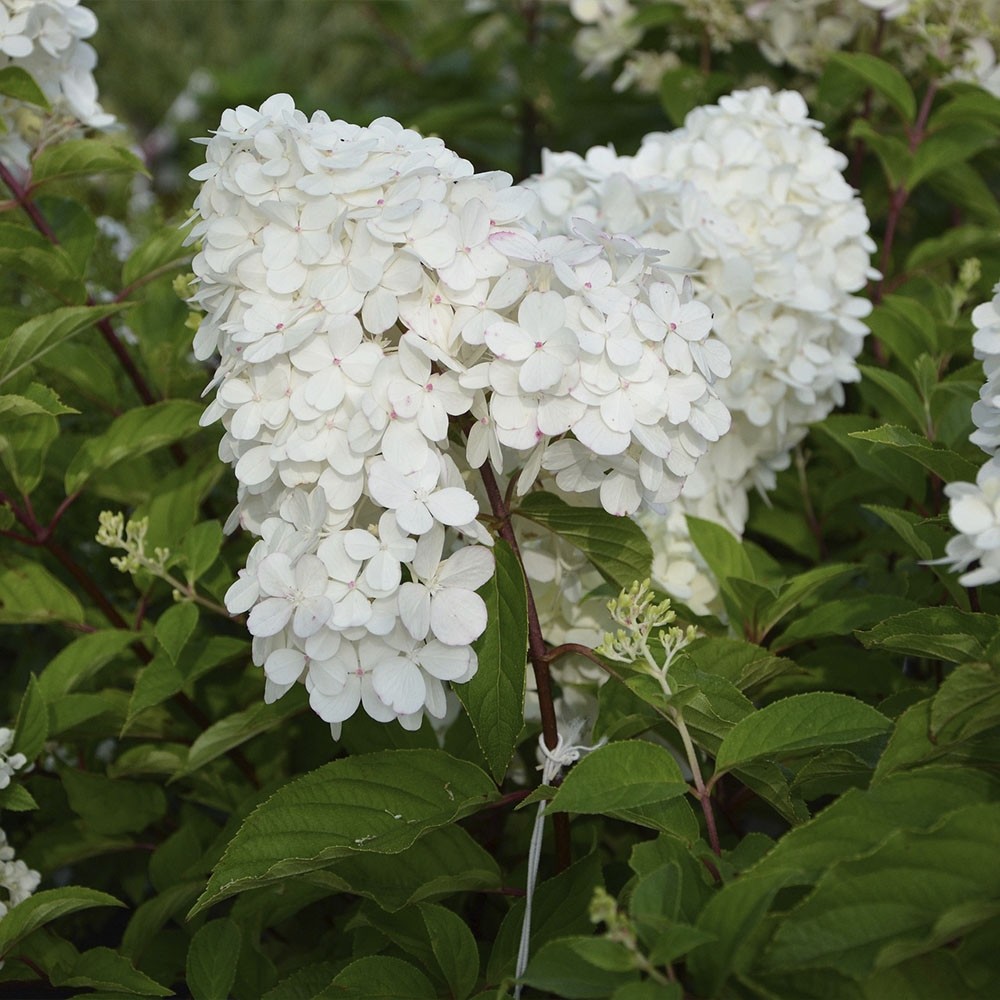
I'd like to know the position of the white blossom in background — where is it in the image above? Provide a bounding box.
[940,457,1000,586]
[558,0,1000,92]
[526,86,875,609]
[970,286,1000,456]
[0,727,27,791]
[190,94,728,735]
[939,283,1000,586]
[0,728,40,921]
[0,0,114,169]
[0,827,40,919]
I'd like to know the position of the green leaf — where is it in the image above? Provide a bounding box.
[32,139,146,185]
[522,937,639,998]
[0,887,123,958]
[328,956,435,999]
[772,595,919,652]
[419,903,479,1000]
[64,399,204,494]
[687,871,796,997]
[0,382,68,493]
[929,159,1000,224]
[120,882,201,962]
[613,983,682,1000]
[186,919,242,1000]
[714,693,891,775]
[192,749,498,915]
[53,946,172,997]
[863,503,934,559]
[848,424,979,483]
[0,233,85,302]
[488,852,604,982]
[154,602,199,664]
[685,515,755,585]
[453,538,526,782]
[515,492,652,590]
[260,963,342,1000]
[858,608,1000,662]
[107,742,188,780]
[830,52,916,122]
[13,674,48,761]
[759,564,857,638]
[0,66,50,108]
[930,661,1000,744]
[864,298,938,368]
[124,654,185,729]
[122,225,192,291]
[751,766,996,881]
[0,305,123,388]
[179,689,307,774]
[61,769,167,836]
[931,86,1000,128]
[304,823,500,912]
[0,783,38,811]
[763,804,1000,978]
[0,554,85,625]
[858,365,927,430]
[907,122,996,191]
[549,741,689,815]
[38,630,137,699]
[681,638,799,698]
[0,390,72,422]
[849,120,912,188]
[178,521,224,583]
[50,692,121,737]
[905,223,1000,272]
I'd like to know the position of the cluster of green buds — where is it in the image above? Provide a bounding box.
[597,579,698,695]
[95,511,171,577]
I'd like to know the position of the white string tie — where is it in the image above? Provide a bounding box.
[513,725,607,999]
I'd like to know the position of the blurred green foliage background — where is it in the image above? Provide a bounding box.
[89,0,667,198]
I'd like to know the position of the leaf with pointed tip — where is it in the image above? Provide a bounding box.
[515,492,652,590]
[186,919,241,1000]
[549,741,688,816]
[0,306,123,387]
[0,888,123,958]
[454,539,526,782]
[191,749,497,915]
[714,694,890,775]
[64,399,204,494]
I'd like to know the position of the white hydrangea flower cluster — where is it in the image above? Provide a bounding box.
[190,94,729,734]
[940,285,1000,586]
[0,0,113,169]
[0,728,40,921]
[526,87,875,607]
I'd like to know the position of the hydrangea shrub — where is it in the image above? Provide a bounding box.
[1,1,999,998]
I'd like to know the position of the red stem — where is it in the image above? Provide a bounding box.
[479,459,571,872]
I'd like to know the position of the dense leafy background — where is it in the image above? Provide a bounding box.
[1,2,999,998]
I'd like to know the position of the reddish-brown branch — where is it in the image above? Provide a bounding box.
[479,459,571,872]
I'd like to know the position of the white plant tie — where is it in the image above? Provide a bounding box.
[513,726,607,999]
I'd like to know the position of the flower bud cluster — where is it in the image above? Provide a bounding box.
[189,95,728,734]
[0,0,113,168]
[527,87,875,609]
[940,284,1000,586]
